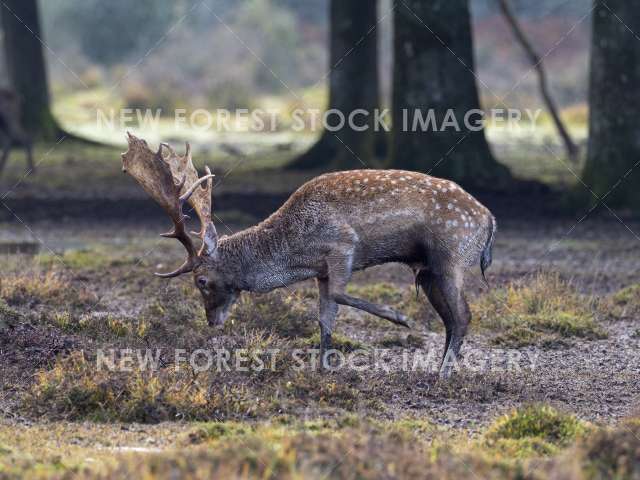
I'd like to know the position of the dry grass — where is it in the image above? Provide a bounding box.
[2,411,633,479]
[472,273,607,347]
[0,270,97,309]
[227,289,317,339]
[578,418,640,479]
[26,351,263,423]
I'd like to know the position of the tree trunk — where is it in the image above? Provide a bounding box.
[390,0,510,187]
[583,0,640,209]
[288,0,381,170]
[1,0,60,140]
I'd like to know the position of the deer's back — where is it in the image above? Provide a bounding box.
[264,170,494,269]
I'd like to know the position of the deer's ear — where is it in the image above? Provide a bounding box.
[201,222,218,257]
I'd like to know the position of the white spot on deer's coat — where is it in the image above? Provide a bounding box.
[447,203,453,210]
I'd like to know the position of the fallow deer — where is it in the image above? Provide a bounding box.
[0,89,34,175]
[122,133,496,377]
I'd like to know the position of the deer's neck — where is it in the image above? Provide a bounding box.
[217,222,316,293]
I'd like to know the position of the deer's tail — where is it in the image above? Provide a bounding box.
[480,215,496,286]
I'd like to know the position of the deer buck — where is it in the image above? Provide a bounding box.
[122,133,496,377]
[0,89,34,175]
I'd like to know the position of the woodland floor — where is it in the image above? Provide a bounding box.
[0,146,639,478]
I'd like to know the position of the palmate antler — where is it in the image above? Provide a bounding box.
[122,133,218,278]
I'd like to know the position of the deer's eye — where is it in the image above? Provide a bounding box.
[196,277,208,288]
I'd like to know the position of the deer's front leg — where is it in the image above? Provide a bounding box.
[317,249,354,369]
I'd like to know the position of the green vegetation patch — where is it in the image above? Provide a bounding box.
[37,246,139,271]
[607,283,640,319]
[483,404,587,458]
[472,273,607,347]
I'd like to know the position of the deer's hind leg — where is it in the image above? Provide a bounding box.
[420,266,470,378]
[317,276,339,368]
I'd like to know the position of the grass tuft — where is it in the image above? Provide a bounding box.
[608,283,640,319]
[472,273,607,347]
[0,271,96,309]
[579,419,640,479]
[228,290,317,339]
[27,352,261,423]
[484,404,587,457]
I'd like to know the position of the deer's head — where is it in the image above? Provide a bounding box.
[122,133,238,327]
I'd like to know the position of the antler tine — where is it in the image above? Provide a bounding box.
[179,173,215,205]
[154,259,196,278]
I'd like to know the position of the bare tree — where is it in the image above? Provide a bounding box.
[497,0,578,162]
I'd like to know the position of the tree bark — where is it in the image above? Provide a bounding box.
[288,0,381,170]
[583,0,640,209]
[390,0,510,187]
[1,0,61,140]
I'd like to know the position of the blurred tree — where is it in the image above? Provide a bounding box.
[274,0,325,24]
[583,1,640,209]
[0,0,60,139]
[236,0,300,92]
[390,0,510,187]
[288,0,381,170]
[66,0,176,65]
